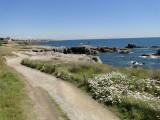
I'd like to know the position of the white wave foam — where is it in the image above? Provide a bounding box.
[140,55,160,59]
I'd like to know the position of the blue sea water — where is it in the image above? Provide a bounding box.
[40,37,160,69]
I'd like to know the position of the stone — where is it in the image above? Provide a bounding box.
[151,46,160,48]
[56,73,61,78]
[141,54,150,57]
[125,44,142,48]
[91,56,102,63]
[32,49,39,52]
[63,46,97,55]
[156,49,160,55]
[118,49,130,54]
[97,46,116,52]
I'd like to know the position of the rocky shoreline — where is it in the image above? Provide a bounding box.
[30,43,160,56]
[125,43,160,49]
[18,43,160,69]
[30,45,131,55]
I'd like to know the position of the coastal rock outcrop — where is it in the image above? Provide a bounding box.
[91,56,102,63]
[130,61,145,68]
[141,49,160,58]
[151,46,160,48]
[156,49,160,55]
[32,49,44,52]
[141,54,150,57]
[30,45,121,55]
[63,45,121,55]
[97,46,118,52]
[125,44,143,48]
[118,49,130,54]
[63,45,99,55]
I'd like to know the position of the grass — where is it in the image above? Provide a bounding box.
[21,58,160,120]
[21,58,160,85]
[0,46,17,57]
[21,59,116,87]
[0,46,34,120]
[0,58,34,120]
[114,96,160,120]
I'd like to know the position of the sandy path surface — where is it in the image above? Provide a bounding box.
[7,52,119,120]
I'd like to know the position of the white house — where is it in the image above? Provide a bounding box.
[0,37,12,43]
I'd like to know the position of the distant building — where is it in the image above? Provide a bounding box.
[0,37,12,43]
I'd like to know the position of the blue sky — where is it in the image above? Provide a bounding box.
[0,0,160,40]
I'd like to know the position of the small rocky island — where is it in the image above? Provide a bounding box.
[141,49,160,58]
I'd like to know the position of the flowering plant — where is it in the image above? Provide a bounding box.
[88,72,160,109]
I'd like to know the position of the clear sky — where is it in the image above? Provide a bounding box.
[0,0,160,40]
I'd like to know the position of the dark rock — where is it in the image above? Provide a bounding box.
[113,47,118,52]
[131,61,145,65]
[63,45,118,55]
[103,49,114,52]
[141,53,160,58]
[56,73,61,78]
[67,48,72,53]
[63,48,68,54]
[118,49,130,54]
[141,54,150,57]
[52,48,56,52]
[63,46,98,55]
[71,46,91,54]
[156,49,160,55]
[93,50,99,54]
[138,49,160,58]
[39,49,44,52]
[43,48,50,52]
[125,44,136,48]
[151,46,160,48]
[91,56,102,63]
[32,49,39,52]
[125,44,142,48]
[97,46,117,52]
[100,47,108,52]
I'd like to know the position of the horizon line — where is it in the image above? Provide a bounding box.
[58,36,160,41]
[1,36,160,41]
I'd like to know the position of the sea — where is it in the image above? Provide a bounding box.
[39,37,160,69]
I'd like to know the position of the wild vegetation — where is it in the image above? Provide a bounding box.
[0,46,33,120]
[21,59,115,86]
[88,72,160,120]
[21,58,160,120]
[0,46,16,57]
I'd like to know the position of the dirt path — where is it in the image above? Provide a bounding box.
[7,53,119,120]
[7,57,65,120]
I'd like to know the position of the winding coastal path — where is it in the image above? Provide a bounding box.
[7,52,118,120]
